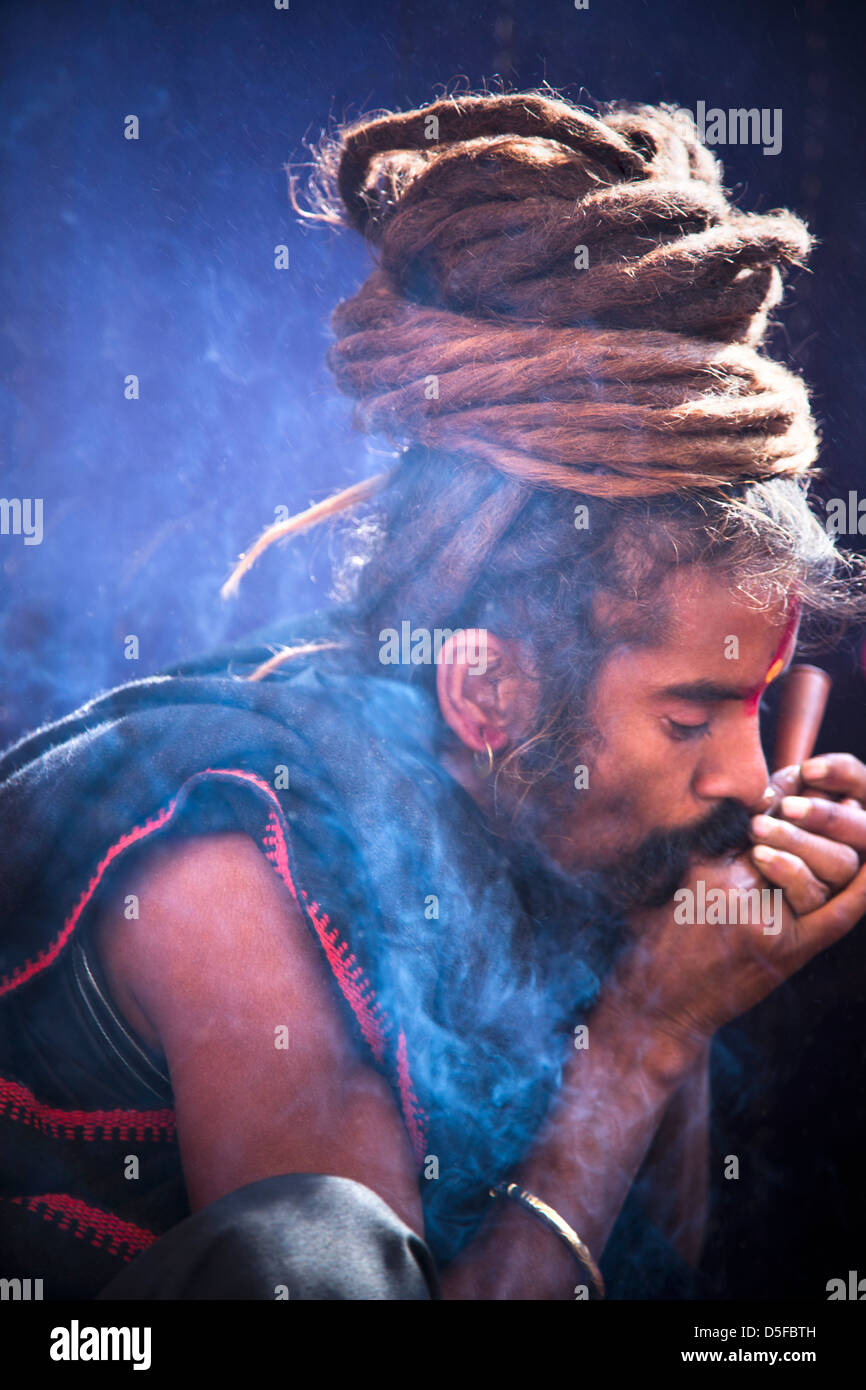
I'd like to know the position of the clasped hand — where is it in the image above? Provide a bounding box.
[749,753,866,919]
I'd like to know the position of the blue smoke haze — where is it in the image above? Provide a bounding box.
[1,0,865,1300]
[1,0,864,746]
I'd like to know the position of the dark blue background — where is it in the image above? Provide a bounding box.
[2,0,864,1301]
[2,0,863,742]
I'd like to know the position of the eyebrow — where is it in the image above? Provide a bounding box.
[655,680,761,703]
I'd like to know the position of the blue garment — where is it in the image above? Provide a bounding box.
[0,613,706,1297]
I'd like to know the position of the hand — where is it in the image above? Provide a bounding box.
[612,844,866,1049]
[749,753,866,913]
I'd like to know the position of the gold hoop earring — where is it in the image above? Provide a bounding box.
[474,732,495,778]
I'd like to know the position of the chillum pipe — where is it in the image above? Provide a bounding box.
[772,664,833,773]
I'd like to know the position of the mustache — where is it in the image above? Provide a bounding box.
[606,797,755,912]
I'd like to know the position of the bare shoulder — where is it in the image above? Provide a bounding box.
[90,829,348,1058]
[88,830,423,1227]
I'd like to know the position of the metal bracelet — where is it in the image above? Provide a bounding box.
[489,1180,606,1299]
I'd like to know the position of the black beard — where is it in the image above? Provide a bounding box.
[602,797,755,912]
[481,738,755,923]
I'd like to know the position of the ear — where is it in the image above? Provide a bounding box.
[435,629,539,754]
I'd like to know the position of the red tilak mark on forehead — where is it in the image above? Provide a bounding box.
[744,599,801,715]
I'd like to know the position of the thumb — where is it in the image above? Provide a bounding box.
[766,764,803,811]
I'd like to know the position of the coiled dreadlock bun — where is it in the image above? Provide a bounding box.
[316,92,817,498]
[223,89,821,598]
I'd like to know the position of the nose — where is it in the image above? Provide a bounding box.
[692,711,771,814]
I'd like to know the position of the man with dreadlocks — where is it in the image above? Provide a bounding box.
[2,91,866,1302]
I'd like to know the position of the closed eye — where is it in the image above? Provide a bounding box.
[665,718,711,743]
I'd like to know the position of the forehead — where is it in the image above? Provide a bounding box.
[595,565,797,693]
[654,567,786,651]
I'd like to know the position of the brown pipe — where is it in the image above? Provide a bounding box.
[772,664,833,772]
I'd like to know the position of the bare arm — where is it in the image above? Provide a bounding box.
[92,831,424,1234]
[633,1043,711,1267]
[92,830,701,1301]
[438,996,704,1299]
[444,830,866,1297]
[92,818,866,1301]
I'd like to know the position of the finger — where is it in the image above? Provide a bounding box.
[769,765,803,802]
[750,814,861,889]
[763,766,843,813]
[779,795,866,854]
[801,753,866,801]
[800,859,866,944]
[749,845,832,915]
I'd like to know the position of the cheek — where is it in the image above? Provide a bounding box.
[590,711,666,781]
[573,740,650,824]
[587,670,695,800]
[590,725,701,825]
